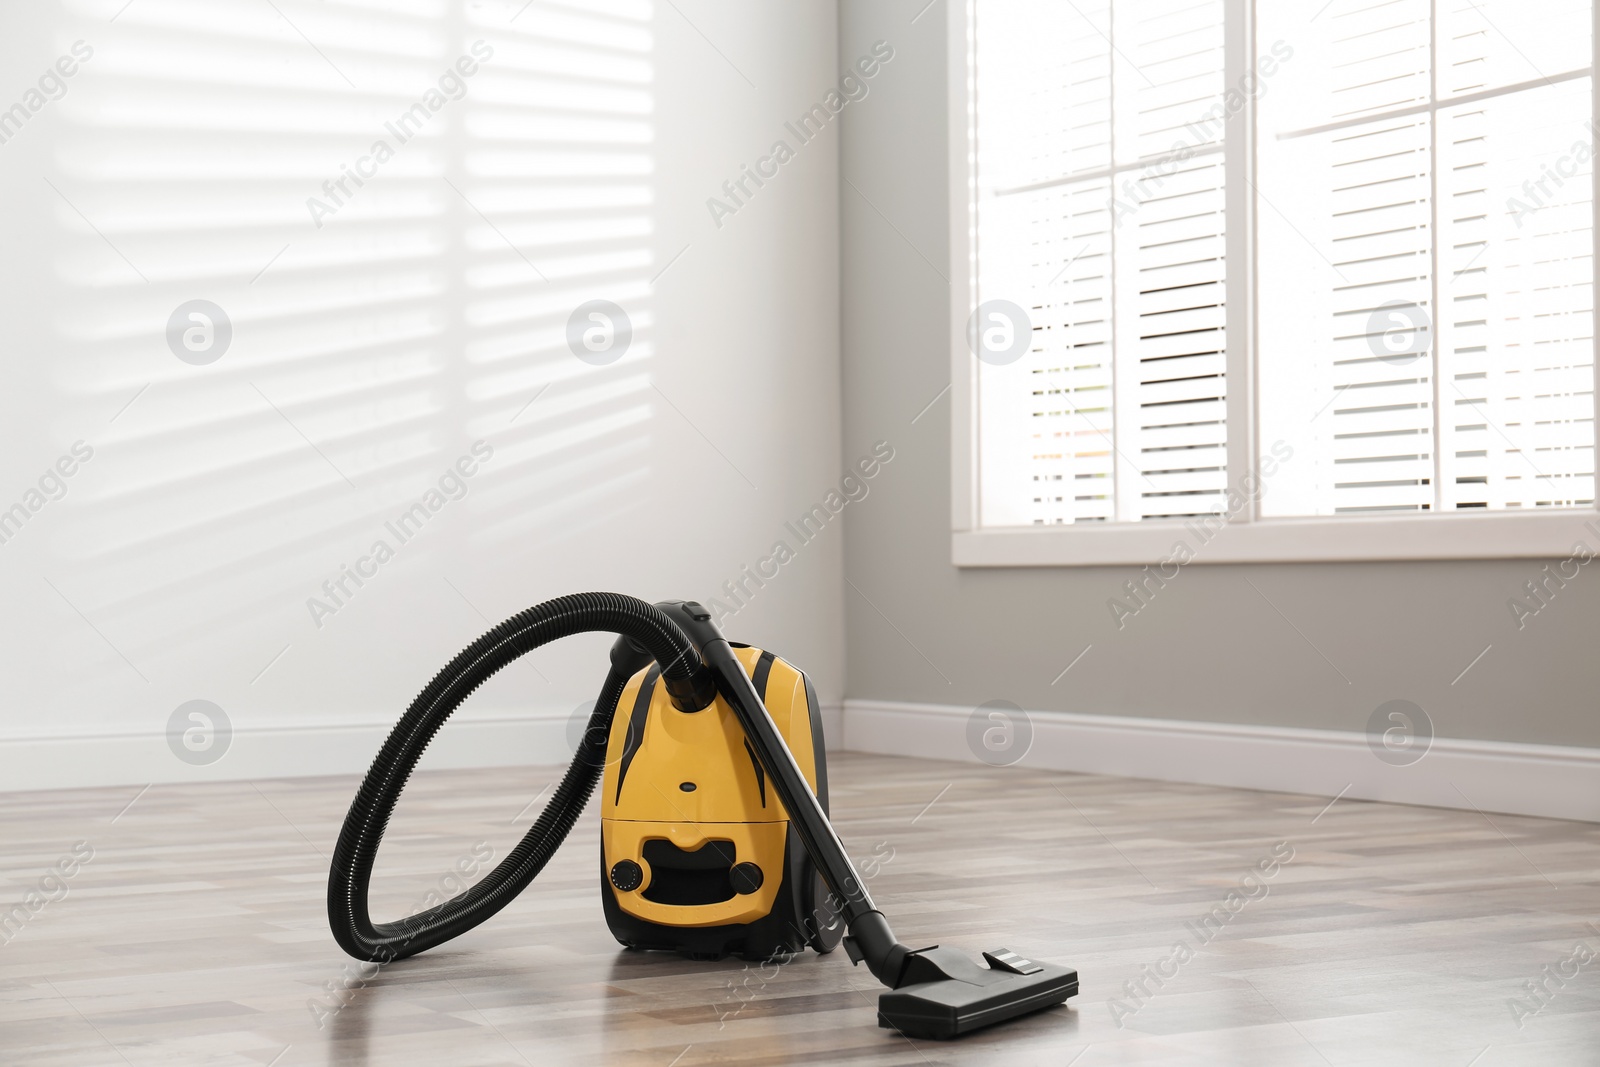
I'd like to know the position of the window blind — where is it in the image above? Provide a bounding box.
[973,0,1229,527]
[1256,0,1594,515]
[970,0,1594,529]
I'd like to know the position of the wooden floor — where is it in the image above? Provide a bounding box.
[2,753,1598,1066]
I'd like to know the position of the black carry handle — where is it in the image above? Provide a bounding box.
[658,601,1079,1039]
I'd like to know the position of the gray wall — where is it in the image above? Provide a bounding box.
[837,0,1600,750]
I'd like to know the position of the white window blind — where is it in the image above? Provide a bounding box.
[973,0,1229,526]
[969,0,1595,532]
[1257,0,1596,515]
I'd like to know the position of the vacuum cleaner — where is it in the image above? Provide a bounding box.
[327,593,1077,1039]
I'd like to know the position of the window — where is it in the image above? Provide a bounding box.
[950,0,1599,563]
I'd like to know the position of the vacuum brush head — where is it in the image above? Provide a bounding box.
[876,945,1078,1040]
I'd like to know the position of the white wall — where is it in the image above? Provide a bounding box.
[0,0,845,790]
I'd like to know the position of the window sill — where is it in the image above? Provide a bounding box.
[952,510,1600,567]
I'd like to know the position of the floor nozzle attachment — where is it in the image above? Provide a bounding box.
[877,945,1079,1040]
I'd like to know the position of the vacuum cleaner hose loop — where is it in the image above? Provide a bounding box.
[327,592,704,963]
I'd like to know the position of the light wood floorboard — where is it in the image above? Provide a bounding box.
[2,753,1598,1065]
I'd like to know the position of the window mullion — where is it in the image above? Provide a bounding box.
[1225,0,1257,523]
[1108,3,1136,522]
[1592,1,1599,515]
[1429,0,1444,513]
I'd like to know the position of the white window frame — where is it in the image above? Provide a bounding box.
[947,0,1600,566]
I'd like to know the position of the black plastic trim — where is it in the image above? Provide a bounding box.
[614,666,660,805]
[750,649,776,698]
[640,839,737,906]
[802,672,829,816]
[601,836,812,962]
[743,739,768,808]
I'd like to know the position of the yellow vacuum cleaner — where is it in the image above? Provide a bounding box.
[599,639,842,960]
[327,593,1077,1039]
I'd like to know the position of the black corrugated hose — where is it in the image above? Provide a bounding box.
[327,592,711,963]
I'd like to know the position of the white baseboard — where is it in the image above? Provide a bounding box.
[20,699,1584,824]
[0,704,845,794]
[842,699,1600,823]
